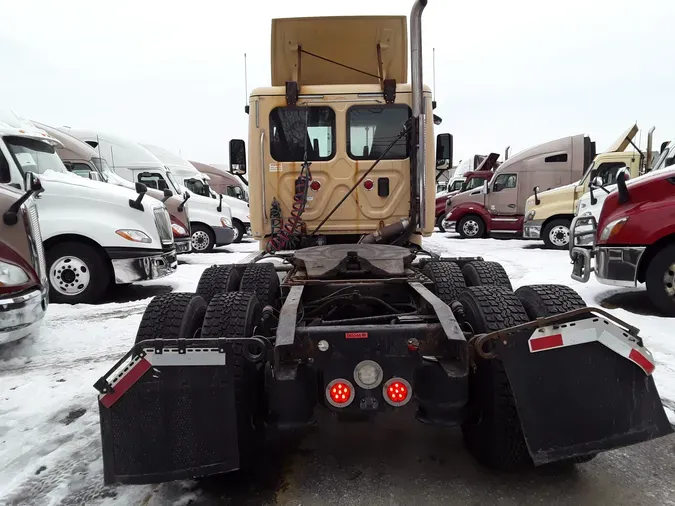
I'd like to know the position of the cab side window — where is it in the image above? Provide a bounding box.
[493,173,517,192]
[138,172,168,190]
[67,163,93,178]
[595,162,627,186]
[0,150,10,183]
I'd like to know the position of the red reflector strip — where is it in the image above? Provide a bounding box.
[100,358,151,408]
[629,349,655,375]
[345,332,368,339]
[529,333,563,352]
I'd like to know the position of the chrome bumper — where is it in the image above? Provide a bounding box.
[0,287,48,345]
[522,220,542,239]
[569,215,644,287]
[112,249,178,284]
[175,238,192,254]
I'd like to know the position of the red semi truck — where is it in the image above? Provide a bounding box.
[570,143,675,315]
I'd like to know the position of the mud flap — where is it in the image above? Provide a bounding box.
[494,316,673,465]
[94,338,267,484]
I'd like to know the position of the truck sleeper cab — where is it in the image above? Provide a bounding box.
[33,122,193,254]
[0,180,48,344]
[59,130,235,253]
[570,161,675,315]
[0,115,177,304]
[190,160,249,202]
[446,134,594,239]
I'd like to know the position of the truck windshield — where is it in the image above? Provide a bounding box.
[4,136,68,176]
[578,161,596,186]
[165,171,182,194]
[651,141,674,172]
[463,177,486,191]
[185,177,212,197]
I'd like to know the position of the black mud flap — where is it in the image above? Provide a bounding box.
[495,319,673,466]
[94,338,266,485]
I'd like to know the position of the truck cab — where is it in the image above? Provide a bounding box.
[523,125,651,249]
[445,134,593,239]
[141,144,251,244]
[570,162,675,315]
[0,180,48,344]
[33,122,193,254]
[0,113,176,304]
[59,129,236,253]
[190,160,249,202]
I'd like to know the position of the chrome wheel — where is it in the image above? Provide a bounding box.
[664,263,675,297]
[549,225,570,247]
[232,224,240,242]
[463,219,480,237]
[49,256,91,296]
[192,230,211,252]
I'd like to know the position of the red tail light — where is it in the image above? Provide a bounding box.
[364,179,374,191]
[310,180,321,191]
[325,379,355,408]
[383,378,412,407]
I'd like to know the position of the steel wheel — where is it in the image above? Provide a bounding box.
[49,255,91,296]
[462,219,480,238]
[192,230,211,252]
[548,225,570,247]
[663,262,675,298]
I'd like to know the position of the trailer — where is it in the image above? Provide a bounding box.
[93,1,671,485]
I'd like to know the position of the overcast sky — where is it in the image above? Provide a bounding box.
[2,0,673,166]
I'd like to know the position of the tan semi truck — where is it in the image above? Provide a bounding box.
[93,2,671,486]
[523,124,654,249]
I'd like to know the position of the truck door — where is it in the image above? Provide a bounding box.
[488,173,518,216]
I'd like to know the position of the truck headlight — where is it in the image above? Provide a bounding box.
[116,229,152,244]
[171,223,187,236]
[599,217,628,242]
[0,261,30,287]
[220,217,232,228]
[525,210,536,222]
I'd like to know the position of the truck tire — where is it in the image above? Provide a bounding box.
[191,223,215,253]
[645,244,675,316]
[240,263,280,309]
[200,291,265,470]
[515,284,586,319]
[462,261,512,290]
[436,214,446,233]
[422,261,466,306]
[196,265,242,306]
[232,220,246,244]
[135,292,207,344]
[458,286,532,471]
[458,215,485,239]
[46,241,110,304]
[542,218,572,250]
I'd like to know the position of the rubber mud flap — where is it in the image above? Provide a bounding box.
[97,339,258,485]
[495,330,673,465]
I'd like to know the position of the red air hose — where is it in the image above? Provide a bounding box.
[266,167,311,253]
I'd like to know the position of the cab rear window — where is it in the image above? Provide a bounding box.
[270,107,335,162]
[347,105,411,160]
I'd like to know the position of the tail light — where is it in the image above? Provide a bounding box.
[170,215,189,238]
[325,379,355,408]
[383,378,412,407]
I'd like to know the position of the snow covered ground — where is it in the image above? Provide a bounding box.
[1,234,674,506]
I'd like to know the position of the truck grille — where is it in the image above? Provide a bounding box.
[25,202,47,283]
[153,207,174,247]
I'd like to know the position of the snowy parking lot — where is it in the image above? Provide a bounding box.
[2,234,675,506]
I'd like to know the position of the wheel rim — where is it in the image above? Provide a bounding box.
[549,225,570,247]
[463,220,479,237]
[192,230,211,251]
[49,256,91,296]
[664,262,675,298]
[232,225,240,241]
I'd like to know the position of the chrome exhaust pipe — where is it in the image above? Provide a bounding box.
[411,0,427,231]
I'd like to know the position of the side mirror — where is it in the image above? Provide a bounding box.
[89,171,102,182]
[592,177,603,187]
[162,188,173,203]
[666,156,675,168]
[482,181,489,194]
[436,133,453,169]
[533,186,541,205]
[617,171,630,205]
[229,139,247,175]
[3,173,43,225]
[217,193,223,212]
[130,182,148,211]
[178,191,190,212]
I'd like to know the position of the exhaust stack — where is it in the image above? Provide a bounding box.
[410,0,427,231]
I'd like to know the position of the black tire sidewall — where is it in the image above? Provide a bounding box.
[436,214,446,233]
[46,242,109,304]
[192,224,215,253]
[459,215,484,239]
[645,245,675,316]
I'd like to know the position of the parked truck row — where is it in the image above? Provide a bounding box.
[0,111,252,345]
